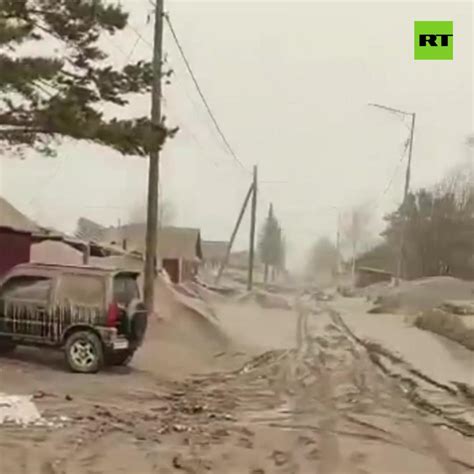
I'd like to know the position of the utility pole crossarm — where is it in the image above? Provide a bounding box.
[368,103,413,117]
[368,101,416,286]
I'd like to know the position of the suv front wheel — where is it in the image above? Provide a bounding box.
[65,330,104,373]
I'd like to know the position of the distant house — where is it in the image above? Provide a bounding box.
[99,223,202,283]
[0,197,39,276]
[201,240,228,269]
[157,227,202,283]
[356,242,395,274]
[355,266,393,288]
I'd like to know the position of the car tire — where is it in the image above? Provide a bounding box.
[0,337,16,355]
[64,330,104,374]
[107,350,135,366]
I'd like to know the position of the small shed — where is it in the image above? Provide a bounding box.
[355,266,393,288]
[0,197,39,276]
[202,240,228,269]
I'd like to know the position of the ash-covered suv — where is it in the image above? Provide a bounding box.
[0,263,148,373]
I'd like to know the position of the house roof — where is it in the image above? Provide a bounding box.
[101,223,202,260]
[202,241,228,260]
[75,217,106,242]
[356,266,393,276]
[31,240,84,266]
[159,226,202,260]
[0,197,39,233]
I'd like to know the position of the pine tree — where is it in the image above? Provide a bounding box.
[258,203,285,282]
[0,0,176,157]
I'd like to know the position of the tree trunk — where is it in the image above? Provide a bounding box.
[264,264,269,284]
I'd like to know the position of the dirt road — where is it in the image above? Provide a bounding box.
[1,294,473,473]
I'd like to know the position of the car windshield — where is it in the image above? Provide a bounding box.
[113,274,139,306]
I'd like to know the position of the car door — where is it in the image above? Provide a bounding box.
[0,274,53,340]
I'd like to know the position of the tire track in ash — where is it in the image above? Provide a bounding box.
[324,305,464,474]
[296,299,341,474]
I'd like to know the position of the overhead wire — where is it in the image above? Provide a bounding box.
[160,95,221,168]
[163,11,250,174]
[124,8,398,240]
[119,17,235,172]
[168,56,236,161]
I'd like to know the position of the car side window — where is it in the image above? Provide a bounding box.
[0,276,52,302]
[57,274,105,307]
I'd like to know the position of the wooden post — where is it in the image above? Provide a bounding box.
[144,0,164,312]
[215,182,254,285]
[247,165,258,291]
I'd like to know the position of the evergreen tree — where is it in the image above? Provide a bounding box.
[0,0,176,156]
[383,186,474,279]
[258,203,285,282]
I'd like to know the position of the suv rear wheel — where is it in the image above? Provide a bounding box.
[65,330,104,373]
[0,337,16,355]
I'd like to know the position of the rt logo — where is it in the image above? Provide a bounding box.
[414,21,453,60]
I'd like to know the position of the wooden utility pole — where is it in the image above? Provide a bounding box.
[368,103,416,287]
[144,0,164,312]
[395,112,416,285]
[215,182,254,285]
[247,165,258,291]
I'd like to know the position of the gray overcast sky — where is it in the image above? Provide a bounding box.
[1,1,473,268]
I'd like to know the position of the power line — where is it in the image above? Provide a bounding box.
[119,20,233,172]
[170,63,236,160]
[123,34,141,65]
[163,12,250,174]
[127,23,154,50]
[161,96,221,168]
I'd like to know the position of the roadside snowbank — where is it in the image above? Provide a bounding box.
[415,309,474,351]
[367,277,474,314]
[333,297,474,389]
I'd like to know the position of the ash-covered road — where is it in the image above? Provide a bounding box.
[0,295,473,474]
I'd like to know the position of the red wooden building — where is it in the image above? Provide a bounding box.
[0,197,39,277]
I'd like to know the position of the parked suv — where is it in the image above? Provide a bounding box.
[0,263,148,373]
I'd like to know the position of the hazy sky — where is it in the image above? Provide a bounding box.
[1,1,473,268]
